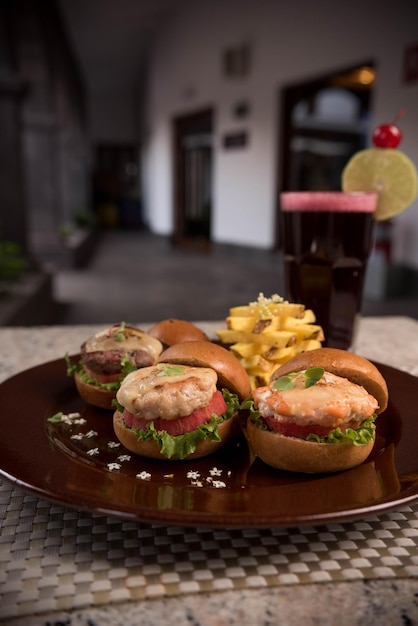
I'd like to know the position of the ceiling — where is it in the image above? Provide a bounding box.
[58,0,184,93]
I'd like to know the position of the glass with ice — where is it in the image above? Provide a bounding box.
[280,191,378,350]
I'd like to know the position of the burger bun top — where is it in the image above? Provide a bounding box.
[147,319,210,347]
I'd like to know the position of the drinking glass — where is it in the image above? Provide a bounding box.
[280,191,378,350]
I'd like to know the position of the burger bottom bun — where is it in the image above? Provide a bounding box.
[147,319,209,347]
[113,410,238,460]
[246,419,375,474]
[74,372,116,410]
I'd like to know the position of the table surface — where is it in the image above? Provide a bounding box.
[1,317,418,626]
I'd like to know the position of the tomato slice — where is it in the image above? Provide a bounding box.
[263,416,332,439]
[123,390,227,436]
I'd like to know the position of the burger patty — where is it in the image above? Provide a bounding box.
[253,371,378,432]
[116,363,218,421]
[80,345,155,374]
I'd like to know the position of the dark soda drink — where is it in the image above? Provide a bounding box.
[281,192,377,350]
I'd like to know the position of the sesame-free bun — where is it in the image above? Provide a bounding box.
[158,340,252,401]
[271,347,388,414]
[246,347,388,474]
[113,409,238,460]
[148,319,210,347]
[74,372,115,411]
[247,419,375,474]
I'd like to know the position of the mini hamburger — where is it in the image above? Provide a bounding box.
[67,323,163,410]
[113,341,251,460]
[245,347,388,474]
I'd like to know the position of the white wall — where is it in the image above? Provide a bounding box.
[142,0,418,266]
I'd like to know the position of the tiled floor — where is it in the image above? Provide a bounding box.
[53,229,418,326]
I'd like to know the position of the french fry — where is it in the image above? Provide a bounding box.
[264,339,322,361]
[288,309,317,324]
[226,316,258,332]
[239,354,273,372]
[282,322,324,341]
[216,329,296,348]
[230,342,270,358]
[216,293,325,389]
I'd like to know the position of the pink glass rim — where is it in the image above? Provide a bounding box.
[281,191,378,213]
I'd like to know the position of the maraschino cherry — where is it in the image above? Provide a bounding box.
[372,110,404,148]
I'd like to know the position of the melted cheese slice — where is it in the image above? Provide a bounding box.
[85,325,162,360]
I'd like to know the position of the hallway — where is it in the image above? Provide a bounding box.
[53,230,286,325]
[53,230,418,326]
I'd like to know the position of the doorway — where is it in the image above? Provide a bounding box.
[276,62,375,247]
[172,108,214,250]
[93,143,142,228]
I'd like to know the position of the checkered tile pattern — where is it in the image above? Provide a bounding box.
[1,480,418,620]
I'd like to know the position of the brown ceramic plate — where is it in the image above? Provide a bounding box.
[0,357,417,528]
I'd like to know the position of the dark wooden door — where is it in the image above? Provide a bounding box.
[173,108,213,249]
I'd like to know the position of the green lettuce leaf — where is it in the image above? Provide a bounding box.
[65,352,137,392]
[306,416,376,445]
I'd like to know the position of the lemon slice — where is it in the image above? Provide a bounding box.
[341,148,418,221]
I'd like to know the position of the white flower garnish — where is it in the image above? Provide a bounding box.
[85,430,98,438]
[136,471,151,481]
[209,467,223,477]
[87,448,99,456]
[107,463,121,471]
[187,470,201,480]
[107,441,120,448]
[117,454,131,462]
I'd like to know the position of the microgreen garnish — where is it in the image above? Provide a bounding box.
[273,373,298,391]
[64,353,78,376]
[115,321,126,341]
[273,367,324,391]
[157,364,184,377]
[48,412,64,423]
[120,353,137,377]
[304,367,325,388]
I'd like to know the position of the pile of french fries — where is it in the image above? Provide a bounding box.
[216,293,324,389]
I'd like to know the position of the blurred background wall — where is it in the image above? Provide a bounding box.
[139,0,418,264]
[1,0,418,276]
